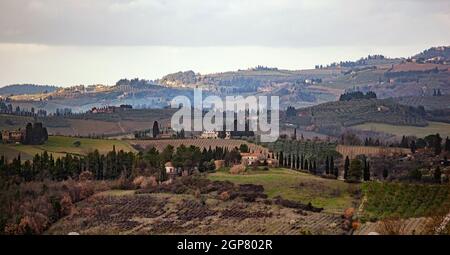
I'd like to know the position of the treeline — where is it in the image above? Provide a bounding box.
[23,123,48,145]
[0,102,47,117]
[399,133,450,155]
[0,147,134,182]
[0,144,245,183]
[339,91,377,101]
[342,155,371,182]
[273,151,339,178]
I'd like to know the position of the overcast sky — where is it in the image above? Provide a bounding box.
[0,0,449,86]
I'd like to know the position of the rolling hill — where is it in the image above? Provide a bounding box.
[0,84,58,96]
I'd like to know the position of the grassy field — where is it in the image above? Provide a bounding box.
[0,136,136,160]
[208,168,359,214]
[353,121,450,138]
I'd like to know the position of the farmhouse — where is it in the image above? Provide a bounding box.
[1,129,25,143]
[201,130,218,139]
[200,130,231,139]
[165,161,176,174]
[267,158,279,168]
[241,152,267,166]
[90,106,116,114]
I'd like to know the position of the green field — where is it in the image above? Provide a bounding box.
[353,121,450,138]
[0,136,136,160]
[208,168,359,213]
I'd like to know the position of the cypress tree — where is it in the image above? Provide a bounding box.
[363,158,370,181]
[344,156,350,180]
[410,140,417,154]
[382,168,388,180]
[152,121,160,138]
[434,166,441,183]
[325,156,329,174]
[300,154,304,170]
[348,159,363,181]
[330,156,334,174]
[435,133,442,155]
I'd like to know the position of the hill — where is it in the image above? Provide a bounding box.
[0,108,176,137]
[0,84,58,96]
[1,46,448,112]
[412,46,450,63]
[286,98,428,137]
[0,136,135,160]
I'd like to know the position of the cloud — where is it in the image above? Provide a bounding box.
[0,0,448,47]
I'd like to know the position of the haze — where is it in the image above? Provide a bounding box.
[0,0,449,86]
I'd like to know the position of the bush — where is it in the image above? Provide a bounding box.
[60,194,73,215]
[79,171,93,181]
[218,191,230,201]
[347,159,362,182]
[132,176,157,189]
[230,164,246,175]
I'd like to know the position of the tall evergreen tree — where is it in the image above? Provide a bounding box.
[330,156,334,174]
[152,121,160,138]
[325,156,330,174]
[434,166,442,183]
[382,168,388,180]
[363,158,370,181]
[410,140,417,154]
[300,154,304,170]
[348,158,362,181]
[435,133,442,155]
[344,156,350,180]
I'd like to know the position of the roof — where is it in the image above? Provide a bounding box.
[240,153,261,157]
[165,161,174,167]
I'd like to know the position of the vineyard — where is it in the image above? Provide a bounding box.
[353,122,450,139]
[354,217,433,235]
[360,182,450,222]
[292,98,428,136]
[47,192,346,235]
[397,95,450,111]
[336,145,409,159]
[129,139,268,153]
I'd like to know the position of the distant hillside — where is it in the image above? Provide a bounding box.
[412,46,450,63]
[285,98,428,137]
[158,70,198,87]
[0,84,58,96]
[2,46,449,112]
[317,54,402,69]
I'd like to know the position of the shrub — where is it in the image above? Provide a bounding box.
[219,191,230,201]
[79,171,93,181]
[230,164,246,175]
[60,194,73,216]
[347,159,362,182]
[132,176,157,189]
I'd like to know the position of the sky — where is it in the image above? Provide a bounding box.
[0,0,449,86]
